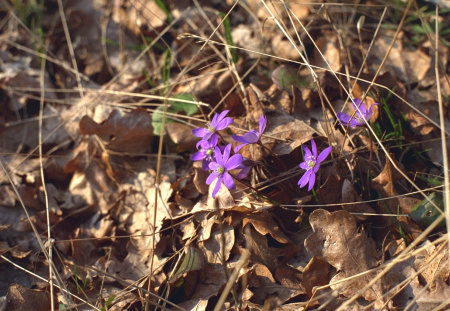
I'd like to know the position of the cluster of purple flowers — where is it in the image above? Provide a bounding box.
[191,110,265,198]
[191,109,336,198]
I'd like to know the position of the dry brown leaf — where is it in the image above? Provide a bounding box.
[200,224,234,265]
[119,0,166,35]
[313,34,341,72]
[243,225,278,270]
[268,111,317,155]
[368,31,431,84]
[304,209,383,301]
[64,137,118,212]
[243,212,290,244]
[166,122,198,152]
[5,284,50,311]
[302,256,333,297]
[341,179,375,221]
[371,154,405,212]
[414,242,450,291]
[400,100,439,136]
[79,108,153,154]
[316,165,342,204]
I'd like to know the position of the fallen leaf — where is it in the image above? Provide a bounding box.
[5,284,50,311]
[414,242,450,291]
[341,179,375,221]
[200,224,234,265]
[312,33,341,72]
[166,122,197,151]
[243,212,290,244]
[79,108,153,154]
[371,153,406,209]
[304,209,382,301]
[302,256,333,296]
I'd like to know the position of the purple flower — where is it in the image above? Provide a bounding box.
[192,110,234,141]
[337,98,378,128]
[298,139,332,191]
[191,134,219,170]
[206,144,243,198]
[231,115,267,152]
[236,158,254,179]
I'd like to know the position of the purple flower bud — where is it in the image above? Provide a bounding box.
[337,98,378,128]
[232,115,267,152]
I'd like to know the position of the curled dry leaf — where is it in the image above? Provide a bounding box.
[242,212,290,244]
[302,256,333,297]
[371,154,406,209]
[200,224,234,265]
[267,110,317,155]
[166,122,198,151]
[304,209,383,301]
[79,108,153,154]
[341,179,375,221]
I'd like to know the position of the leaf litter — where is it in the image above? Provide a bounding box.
[0,0,449,310]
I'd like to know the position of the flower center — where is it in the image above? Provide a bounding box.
[206,149,214,156]
[217,166,225,174]
[208,125,216,133]
[354,115,364,124]
[307,160,315,168]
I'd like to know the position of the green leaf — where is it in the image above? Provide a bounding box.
[169,246,204,284]
[151,93,198,135]
[409,192,445,229]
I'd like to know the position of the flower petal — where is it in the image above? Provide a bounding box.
[337,112,351,125]
[217,110,230,123]
[299,161,309,170]
[211,176,223,198]
[310,139,317,157]
[241,131,259,144]
[222,144,232,163]
[307,171,316,191]
[349,118,362,128]
[298,170,310,188]
[192,127,208,138]
[259,115,267,135]
[202,159,210,171]
[236,165,251,179]
[225,154,243,170]
[222,172,235,190]
[211,112,219,127]
[191,150,206,161]
[214,147,223,165]
[233,143,247,153]
[232,134,250,144]
[206,172,219,185]
[351,98,362,112]
[215,117,234,130]
[209,134,219,146]
[209,162,221,171]
[317,146,332,164]
[302,145,312,159]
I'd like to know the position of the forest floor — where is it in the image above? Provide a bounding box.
[0,0,450,310]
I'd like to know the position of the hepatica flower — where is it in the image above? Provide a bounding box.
[298,139,332,191]
[191,134,219,170]
[192,110,233,141]
[337,98,378,128]
[232,115,267,152]
[207,144,243,198]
